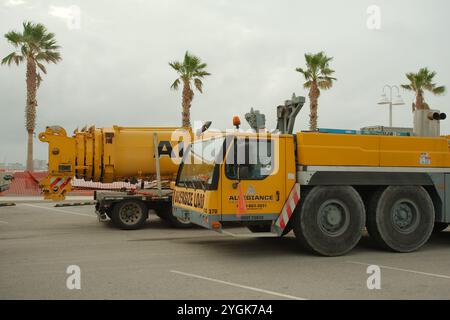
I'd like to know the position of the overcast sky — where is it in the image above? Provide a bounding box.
[1,0,449,163]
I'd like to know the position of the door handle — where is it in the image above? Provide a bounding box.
[276,191,280,201]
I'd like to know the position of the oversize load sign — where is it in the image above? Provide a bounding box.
[174,190,205,209]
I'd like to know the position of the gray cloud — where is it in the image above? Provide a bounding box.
[1,0,449,163]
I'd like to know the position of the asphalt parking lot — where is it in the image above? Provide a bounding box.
[0,202,449,300]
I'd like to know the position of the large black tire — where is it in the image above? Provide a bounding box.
[367,186,434,252]
[247,223,272,233]
[110,200,148,230]
[433,222,449,233]
[155,204,193,228]
[293,186,365,256]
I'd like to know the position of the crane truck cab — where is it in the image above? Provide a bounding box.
[172,131,296,231]
[173,94,450,256]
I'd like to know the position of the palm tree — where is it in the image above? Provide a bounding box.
[296,52,336,131]
[401,67,446,111]
[169,51,210,128]
[2,22,61,171]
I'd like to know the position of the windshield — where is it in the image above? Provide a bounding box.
[176,136,226,190]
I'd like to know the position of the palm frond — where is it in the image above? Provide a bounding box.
[321,67,335,76]
[36,62,47,74]
[400,84,413,91]
[4,31,23,47]
[169,61,182,72]
[196,62,207,70]
[193,78,203,93]
[303,80,313,89]
[36,50,61,63]
[20,44,29,56]
[432,85,446,96]
[170,78,180,90]
[36,72,43,88]
[318,79,334,90]
[1,52,24,66]
[192,70,211,78]
[318,75,337,81]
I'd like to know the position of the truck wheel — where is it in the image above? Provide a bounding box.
[110,200,148,230]
[367,186,434,252]
[155,204,193,228]
[433,222,448,233]
[293,186,365,256]
[247,223,272,233]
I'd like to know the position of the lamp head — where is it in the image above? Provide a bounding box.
[392,95,405,106]
[378,93,390,105]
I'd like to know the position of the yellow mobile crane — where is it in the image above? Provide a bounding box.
[39,125,205,229]
[172,94,450,256]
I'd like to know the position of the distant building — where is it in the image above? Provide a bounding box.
[0,159,47,172]
[0,162,26,171]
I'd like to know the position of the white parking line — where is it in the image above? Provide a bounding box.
[0,220,8,224]
[221,230,278,238]
[170,270,306,300]
[21,204,95,218]
[347,261,450,280]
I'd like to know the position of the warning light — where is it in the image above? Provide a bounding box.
[212,221,222,230]
[233,116,241,129]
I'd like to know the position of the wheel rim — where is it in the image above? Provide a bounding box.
[391,199,420,234]
[119,203,143,225]
[317,200,350,237]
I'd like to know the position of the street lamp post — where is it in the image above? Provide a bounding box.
[378,85,405,127]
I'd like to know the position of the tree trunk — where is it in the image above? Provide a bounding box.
[308,82,320,131]
[26,57,37,171]
[181,78,193,128]
[415,91,425,110]
[27,131,33,171]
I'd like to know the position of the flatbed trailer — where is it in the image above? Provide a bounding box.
[94,189,191,229]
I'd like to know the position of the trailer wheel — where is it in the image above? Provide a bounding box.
[293,186,365,256]
[247,223,272,233]
[367,186,434,252]
[433,223,449,233]
[110,200,148,230]
[155,204,193,228]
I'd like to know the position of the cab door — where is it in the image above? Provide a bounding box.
[220,136,286,220]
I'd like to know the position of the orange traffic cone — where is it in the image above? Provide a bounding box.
[237,182,246,217]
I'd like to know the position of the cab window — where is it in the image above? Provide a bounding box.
[176,137,225,190]
[225,138,274,180]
